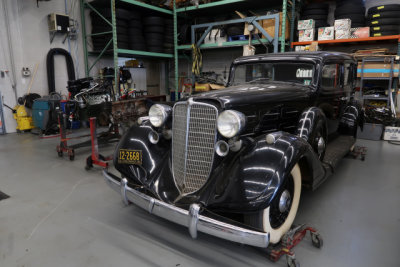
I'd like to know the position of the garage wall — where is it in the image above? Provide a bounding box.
[0,0,166,133]
[0,0,85,133]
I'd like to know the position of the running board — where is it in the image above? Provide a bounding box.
[312,135,356,190]
[323,135,355,171]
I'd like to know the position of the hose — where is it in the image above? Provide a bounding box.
[46,48,75,94]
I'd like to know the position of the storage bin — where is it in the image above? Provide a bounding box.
[357,123,383,140]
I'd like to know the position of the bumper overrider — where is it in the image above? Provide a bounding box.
[103,170,270,248]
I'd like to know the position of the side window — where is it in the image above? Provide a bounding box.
[343,62,354,92]
[321,64,339,88]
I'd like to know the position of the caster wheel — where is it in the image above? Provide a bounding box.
[58,151,63,157]
[17,129,21,133]
[69,149,75,161]
[311,233,323,248]
[286,256,300,267]
[85,156,93,170]
[361,156,365,161]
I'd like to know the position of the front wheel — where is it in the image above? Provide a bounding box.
[244,164,302,244]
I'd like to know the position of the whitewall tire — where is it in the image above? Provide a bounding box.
[245,164,302,244]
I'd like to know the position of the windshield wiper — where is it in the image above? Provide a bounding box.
[246,77,271,83]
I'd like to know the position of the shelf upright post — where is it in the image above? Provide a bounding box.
[281,0,287,52]
[80,0,89,77]
[289,0,296,51]
[111,0,119,100]
[173,0,178,100]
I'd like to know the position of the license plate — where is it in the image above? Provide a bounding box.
[118,149,142,165]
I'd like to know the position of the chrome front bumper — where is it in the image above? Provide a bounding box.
[103,170,270,248]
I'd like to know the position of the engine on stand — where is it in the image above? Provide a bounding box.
[66,77,113,127]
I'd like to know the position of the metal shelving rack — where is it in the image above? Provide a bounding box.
[80,0,296,100]
[174,0,296,95]
[360,56,398,108]
[80,0,175,98]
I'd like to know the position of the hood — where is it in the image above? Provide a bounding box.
[193,81,311,109]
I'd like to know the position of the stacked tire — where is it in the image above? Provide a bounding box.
[367,4,400,37]
[335,0,366,27]
[128,11,146,51]
[301,3,329,28]
[164,19,174,54]
[143,16,165,53]
[90,8,130,50]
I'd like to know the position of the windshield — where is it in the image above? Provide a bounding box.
[231,62,315,86]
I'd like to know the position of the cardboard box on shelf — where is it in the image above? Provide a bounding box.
[318,27,334,40]
[335,29,350,39]
[350,27,370,39]
[334,19,351,31]
[262,12,290,40]
[195,83,225,92]
[357,62,400,78]
[299,29,315,42]
[195,82,211,92]
[298,19,315,30]
[237,11,290,40]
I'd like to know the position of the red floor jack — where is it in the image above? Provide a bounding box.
[267,224,323,267]
[56,112,120,168]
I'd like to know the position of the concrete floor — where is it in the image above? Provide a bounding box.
[0,132,399,267]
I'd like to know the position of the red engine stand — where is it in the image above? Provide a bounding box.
[84,117,115,170]
[267,224,323,267]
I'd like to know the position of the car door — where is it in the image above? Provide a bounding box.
[318,61,344,136]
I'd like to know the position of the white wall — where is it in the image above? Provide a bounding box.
[0,0,85,133]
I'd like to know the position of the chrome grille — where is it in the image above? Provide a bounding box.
[172,101,218,194]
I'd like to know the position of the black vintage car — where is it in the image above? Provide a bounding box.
[103,52,363,248]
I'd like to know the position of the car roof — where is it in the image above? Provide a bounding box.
[233,51,355,64]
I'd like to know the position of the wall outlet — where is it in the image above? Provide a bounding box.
[22,67,31,77]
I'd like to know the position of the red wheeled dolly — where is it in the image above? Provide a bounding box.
[267,224,323,267]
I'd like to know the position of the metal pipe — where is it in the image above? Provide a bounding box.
[3,0,18,102]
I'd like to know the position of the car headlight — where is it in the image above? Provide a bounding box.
[217,110,246,138]
[148,104,171,127]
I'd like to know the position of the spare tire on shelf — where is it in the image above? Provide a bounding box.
[367,4,400,15]
[368,18,400,26]
[301,14,328,21]
[336,0,363,8]
[148,46,164,53]
[145,33,164,43]
[367,11,400,20]
[371,30,400,37]
[302,9,329,16]
[314,19,329,28]
[335,6,365,17]
[143,16,164,26]
[146,26,164,33]
[370,24,400,32]
[305,3,329,10]
[90,16,128,28]
[90,7,133,20]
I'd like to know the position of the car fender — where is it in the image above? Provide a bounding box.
[338,100,364,136]
[113,123,171,185]
[296,107,327,142]
[207,132,326,212]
